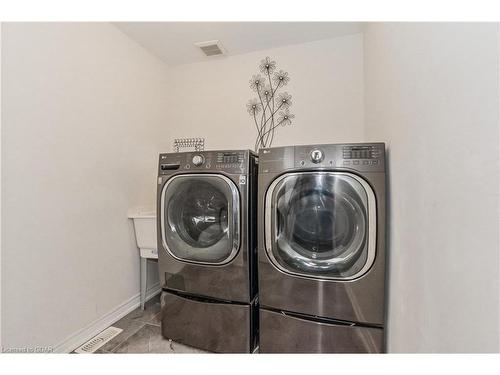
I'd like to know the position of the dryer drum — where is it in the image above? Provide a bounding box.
[272,173,368,277]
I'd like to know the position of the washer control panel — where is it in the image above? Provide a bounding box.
[158,150,249,175]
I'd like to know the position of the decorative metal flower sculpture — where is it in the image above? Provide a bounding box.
[247,56,294,150]
[259,57,277,74]
[246,99,262,115]
[277,109,294,127]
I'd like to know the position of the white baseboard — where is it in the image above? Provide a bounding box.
[53,284,161,353]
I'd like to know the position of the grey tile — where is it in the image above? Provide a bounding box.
[99,294,161,352]
[170,340,209,354]
[119,295,162,326]
[113,324,208,354]
[94,348,111,354]
[99,320,145,352]
[86,293,206,354]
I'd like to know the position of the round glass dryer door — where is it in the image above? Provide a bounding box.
[161,174,240,265]
[265,172,376,280]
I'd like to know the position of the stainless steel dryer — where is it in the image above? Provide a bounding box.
[258,143,386,353]
[157,150,258,353]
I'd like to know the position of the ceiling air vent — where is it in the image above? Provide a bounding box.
[195,40,226,57]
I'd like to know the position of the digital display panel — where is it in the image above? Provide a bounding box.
[343,146,374,159]
[216,152,242,164]
[223,154,239,163]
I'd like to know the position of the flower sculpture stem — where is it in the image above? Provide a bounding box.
[247,57,294,151]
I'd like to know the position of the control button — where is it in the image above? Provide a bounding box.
[343,161,351,165]
[300,160,306,166]
[310,149,324,163]
[192,154,205,166]
[362,160,369,165]
[205,163,211,168]
[353,160,359,165]
[185,164,191,169]
[371,160,379,165]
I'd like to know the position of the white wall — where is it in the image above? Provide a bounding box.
[364,23,500,352]
[164,33,365,150]
[0,23,3,349]
[1,23,169,350]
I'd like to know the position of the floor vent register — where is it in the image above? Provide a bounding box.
[74,326,123,353]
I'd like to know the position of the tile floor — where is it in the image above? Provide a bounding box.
[92,294,208,354]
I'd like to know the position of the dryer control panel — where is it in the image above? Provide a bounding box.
[294,143,385,171]
[259,143,385,173]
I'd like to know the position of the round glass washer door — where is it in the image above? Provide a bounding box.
[161,174,240,265]
[265,172,376,280]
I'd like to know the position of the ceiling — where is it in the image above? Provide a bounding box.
[113,22,363,66]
